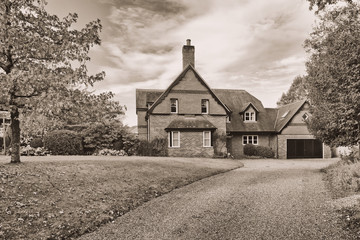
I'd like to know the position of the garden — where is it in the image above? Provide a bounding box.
[0,156,242,240]
[322,148,360,236]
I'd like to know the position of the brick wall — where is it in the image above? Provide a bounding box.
[229,134,276,158]
[168,131,214,157]
[148,114,226,157]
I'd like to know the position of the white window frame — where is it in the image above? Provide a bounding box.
[302,113,309,121]
[169,131,180,148]
[244,111,256,122]
[203,131,211,147]
[242,135,258,145]
[170,99,178,114]
[201,99,209,114]
[226,115,231,123]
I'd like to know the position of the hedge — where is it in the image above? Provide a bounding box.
[44,130,83,155]
[244,144,275,158]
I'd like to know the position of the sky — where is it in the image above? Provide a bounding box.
[46,0,317,126]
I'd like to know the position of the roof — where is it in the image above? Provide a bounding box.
[147,65,231,115]
[275,100,308,132]
[239,102,260,113]
[213,89,277,132]
[165,116,217,130]
[135,80,308,133]
[136,89,163,110]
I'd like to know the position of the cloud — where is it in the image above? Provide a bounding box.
[48,0,316,126]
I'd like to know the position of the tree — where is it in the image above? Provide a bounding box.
[0,0,105,163]
[20,90,125,138]
[304,3,360,152]
[307,0,353,13]
[277,75,308,106]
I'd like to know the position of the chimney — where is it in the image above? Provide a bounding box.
[182,39,195,69]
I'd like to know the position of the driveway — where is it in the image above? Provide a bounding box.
[78,159,353,240]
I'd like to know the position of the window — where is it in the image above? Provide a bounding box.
[244,111,256,122]
[201,99,209,114]
[170,99,178,113]
[302,113,309,121]
[203,131,211,147]
[243,135,258,145]
[281,110,290,118]
[226,115,231,123]
[169,131,180,147]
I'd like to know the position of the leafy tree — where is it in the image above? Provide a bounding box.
[0,0,108,163]
[304,3,360,152]
[307,0,353,13]
[277,75,308,106]
[21,90,125,138]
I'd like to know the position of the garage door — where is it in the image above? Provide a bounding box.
[287,139,323,159]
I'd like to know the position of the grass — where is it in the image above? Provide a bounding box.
[0,156,242,240]
[323,158,360,236]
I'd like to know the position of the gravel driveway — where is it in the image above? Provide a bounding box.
[79,159,354,240]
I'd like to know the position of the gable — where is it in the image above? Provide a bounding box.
[148,65,230,115]
[276,100,311,134]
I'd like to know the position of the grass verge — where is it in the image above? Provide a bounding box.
[0,156,242,240]
[323,159,360,237]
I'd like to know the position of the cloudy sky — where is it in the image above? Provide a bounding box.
[46,0,316,126]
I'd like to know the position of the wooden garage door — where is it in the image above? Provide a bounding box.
[287,139,323,159]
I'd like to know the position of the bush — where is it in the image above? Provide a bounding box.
[44,130,83,155]
[324,160,360,197]
[243,144,257,156]
[20,145,50,156]
[30,137,43,148]
[95,148,127,156]
[136,138,168,156]
[244,144,275,158]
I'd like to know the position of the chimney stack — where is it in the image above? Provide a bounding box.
[182,39,194,69]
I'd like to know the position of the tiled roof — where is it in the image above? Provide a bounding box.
[165,116,217,130]
[136,89,163,110]
[213,89,277,132]
[136,87,307,133]
[274,100,307,132]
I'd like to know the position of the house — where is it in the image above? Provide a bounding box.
[136,40,332,159]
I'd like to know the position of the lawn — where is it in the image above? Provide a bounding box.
[0,156,242,240]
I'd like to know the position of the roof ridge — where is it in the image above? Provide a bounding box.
[277,99,306,109]
[213,88,246,92]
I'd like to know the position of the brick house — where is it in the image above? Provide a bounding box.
[136,40,331,159]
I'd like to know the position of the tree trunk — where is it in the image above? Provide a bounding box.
[10,106,20,163]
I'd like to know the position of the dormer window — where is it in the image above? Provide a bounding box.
[244,111,256,122]
[170,99,178,113]
[201,99,209,114]
[226,115,231,123]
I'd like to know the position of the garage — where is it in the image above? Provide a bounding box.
[287,139,323,159]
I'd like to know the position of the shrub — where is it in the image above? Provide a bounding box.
[244,144,275,158]
[136,138,168,156]
[81,122,125,152]
[20,145,50,156]
[243,144,257,156]
[30,137,43,148]
[44,130,83,155]
[324,161,360,197]
[95,148,127,156]
[255,145,275,158]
